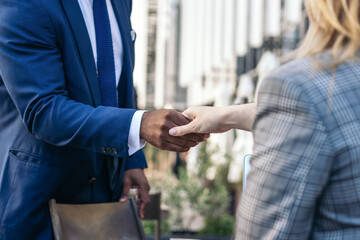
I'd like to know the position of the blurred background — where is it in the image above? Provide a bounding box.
[131,0,308,238]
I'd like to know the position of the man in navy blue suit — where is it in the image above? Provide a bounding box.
[0,0,203,239]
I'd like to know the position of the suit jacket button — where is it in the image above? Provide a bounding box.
[88,177,96,184]
[100,147,106,153]
[105,147,112,154]
[112,148,118,155]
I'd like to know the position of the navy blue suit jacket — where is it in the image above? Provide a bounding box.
[0,0,147,239]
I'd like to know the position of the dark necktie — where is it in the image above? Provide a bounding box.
[93,0,117,107]
[93,0,120,195]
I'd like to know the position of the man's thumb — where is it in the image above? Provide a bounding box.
[120,181,131,202]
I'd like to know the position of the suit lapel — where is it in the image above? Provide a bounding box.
[60,0,102,107]
[110,0,134,108]
[110,0,133,65]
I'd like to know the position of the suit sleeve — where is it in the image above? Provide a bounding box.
[125,149,147,170]
[0,0,134,158]
[235,74,332,239]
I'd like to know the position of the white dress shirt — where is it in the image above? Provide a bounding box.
[77,0,145,156]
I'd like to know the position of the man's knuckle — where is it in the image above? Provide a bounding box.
[185,134,196,141]
[159,141,167,150]
[160,124,168,132]
[159,132,168,141]
[123,178,130,183]
[164,110,172,119]
[194,136,202,142]
[179,141,188,148]
[168,146,177,152]
[177,147,185,152]
[123,178,131,184]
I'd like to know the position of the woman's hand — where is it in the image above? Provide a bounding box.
[169,106,231,136]
[169,103,257,137]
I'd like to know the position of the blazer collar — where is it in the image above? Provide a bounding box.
[60,0,102,107]
[110,0,134,80]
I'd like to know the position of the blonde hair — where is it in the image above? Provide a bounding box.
[298,0,360,62]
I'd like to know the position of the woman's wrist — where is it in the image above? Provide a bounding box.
[219,106,240,130]
[222,103,256,132]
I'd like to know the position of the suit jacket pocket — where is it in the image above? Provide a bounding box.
[9,148,62,168]
[0,149,62,234]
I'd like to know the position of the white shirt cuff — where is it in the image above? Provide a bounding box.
[128,110,147,156]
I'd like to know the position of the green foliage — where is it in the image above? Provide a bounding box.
[194,183,230,218]
[163,180,186,229]
[142,221,155,235]
[142,220,171,235]
[196,141,214,180]
[199,214,236,236]
[163,141,234,236]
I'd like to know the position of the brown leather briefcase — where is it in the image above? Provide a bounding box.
[49,198,146,240]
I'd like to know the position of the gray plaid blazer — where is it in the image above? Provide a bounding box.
[235,52,360,240]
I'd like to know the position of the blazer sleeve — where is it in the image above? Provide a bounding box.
[235,74,332,239]
[0,0,134,158]
[125,149,148,170]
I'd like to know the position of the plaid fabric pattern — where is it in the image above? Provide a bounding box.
[235,52,360,240]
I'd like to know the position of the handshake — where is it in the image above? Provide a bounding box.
[140,104,256,152]
[140,109,209,152]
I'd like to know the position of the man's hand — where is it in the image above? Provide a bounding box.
[140,109,207,152]
[120,168,150,219]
